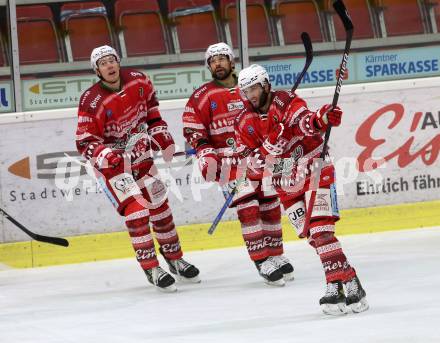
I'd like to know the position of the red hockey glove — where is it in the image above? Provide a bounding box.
[314,104,343,131]
[261,123,293,157]
[147,120,176,162]
[197,146,221,182]
[95,147,122,169]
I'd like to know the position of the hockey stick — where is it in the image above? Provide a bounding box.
[207,172,246,235]
[207,32,314,235]
[0,149,194,247]
[300,0,353,238]
[171,148,196,157]
[291,32,313,93]
[0,207,69,247]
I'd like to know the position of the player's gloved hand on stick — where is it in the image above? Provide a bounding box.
[95,147,122,169]
[260,123,292,157]
[314,104,343,130]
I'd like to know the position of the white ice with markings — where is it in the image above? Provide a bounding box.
[1,227,439,343]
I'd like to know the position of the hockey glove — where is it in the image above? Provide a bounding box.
[314,104,343,131]
[147,119,176,162]
[261,123,293,157]
[95,147,122,169]
[197,146,221,182]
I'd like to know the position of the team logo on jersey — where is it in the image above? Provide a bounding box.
[106,109,112,118]
[211,101,217,110]
[247,126,255,135]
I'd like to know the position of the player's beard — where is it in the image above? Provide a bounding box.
[256,89,269,111]
[212,66,232,81]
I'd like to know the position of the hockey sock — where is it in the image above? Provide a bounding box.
[125,201,158,270]
[237,198,268,261]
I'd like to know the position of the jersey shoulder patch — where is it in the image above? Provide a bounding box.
[78,83,105,115]
[121,68,146,83]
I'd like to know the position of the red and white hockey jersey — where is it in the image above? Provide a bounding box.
[76,68,163,166]
[182,79,248,180]
[235,89,335,200]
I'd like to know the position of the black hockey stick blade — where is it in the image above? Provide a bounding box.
[301,32,313,62]
[291,32,313,93]
[30,233,69,247]
[333,0,354,31]
[332,0,353,107]
[0,208,69,247]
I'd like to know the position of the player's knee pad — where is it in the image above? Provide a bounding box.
[284,184,339,237]
[149,203,173,229]
[304,184,339,221]
[258,197,281,221]
[307,218,336,248]
[237,198,259,224]
[124,200,149,229]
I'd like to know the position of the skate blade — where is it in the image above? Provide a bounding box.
[175,274,201,284]
[156,283,177,293]
[283,272,295,281]
[264,278,285,287]
[321,303,348,316]
[349,298,369,313]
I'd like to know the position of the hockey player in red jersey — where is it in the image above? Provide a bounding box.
[182,43,293,286]
[235,64,368,315]
[76,45,200,292]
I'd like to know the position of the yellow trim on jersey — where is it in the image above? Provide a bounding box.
[1,200,439,269]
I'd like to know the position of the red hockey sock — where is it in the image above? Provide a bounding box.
[308,219,356,283]
[149,201,183,261]
[259,197,283,256]
[125,201,158,270]
[237,198,268,261]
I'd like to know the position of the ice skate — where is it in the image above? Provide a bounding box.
[344,276,369,313]
[255,258,285,286]
[268,255,294,281]
[164,257,201,283]
[144,266,177,292]
[319,281,348,315]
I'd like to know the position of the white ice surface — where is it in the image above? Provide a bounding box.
[1,227,440,343]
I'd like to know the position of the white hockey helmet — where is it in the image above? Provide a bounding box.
[205,42,234,66]
[238,64,270,90]
[90,45,120,71]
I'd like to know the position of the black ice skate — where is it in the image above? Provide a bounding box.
[319,281,348,315]
[255,258,285,286]
[163,257,201,283]
[344,276,369,313]
[268,255,294,281]
[144,266,177,292]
